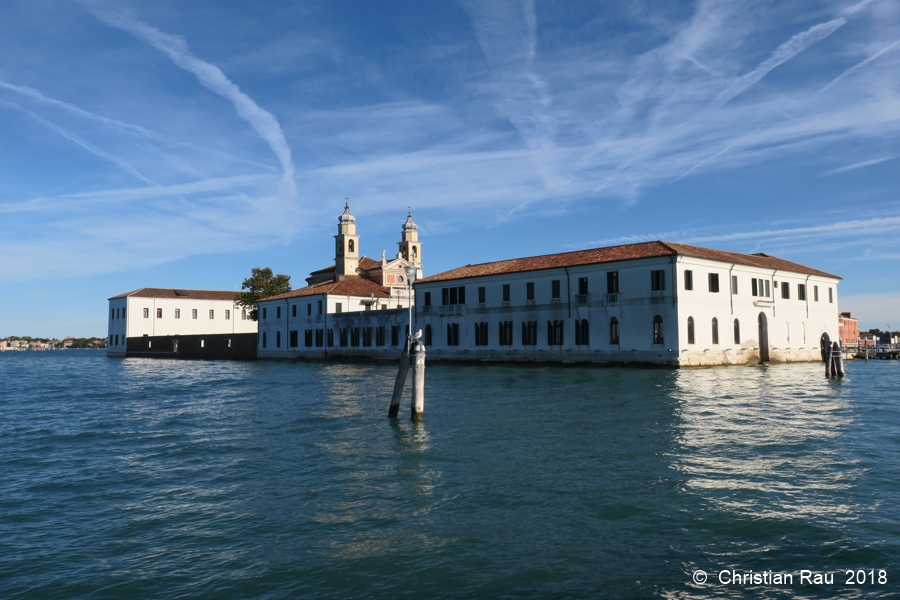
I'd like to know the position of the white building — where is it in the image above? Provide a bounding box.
[107,288,257,358]
[256,205,421,359]
[413,241,841,366]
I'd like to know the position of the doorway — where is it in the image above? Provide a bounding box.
[758,312,770,362]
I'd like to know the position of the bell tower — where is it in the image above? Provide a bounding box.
[335,203,359,277]
[397,210,422,279]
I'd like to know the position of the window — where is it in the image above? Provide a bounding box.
[193,308,199,319]
[478,287,486,304]
[653,315,664,344]
[114,334,118,345]
[781,282,790,299]
[143,308,149,318]
[502,284,511,302]
[828,288,833,303]
[475,322,489,346]
[316,329,324,347]
[708,273,719,293]
[610,317,619,345]
[348,240,354,253]
[711,317,719,345]
[290,330,298,347]
[157,308,162,318]
[551,280,561,299]
[442,286,466,305]
[391,326,398,347]
[262,331,267,348]
[351,328,360,347]
[376,326,386,347]
[111,309,115,319]
[318,300,323,314]
[607,271,619,294]
[307,304,312,316]
[687,317,695,345]
[499,321,513,346]
[336,303,342,313]
[447,323,459,346]
[751,278,771,298]
[362,327,372,347]
[526,282,535,301]
[575,319,590,345]
[731,275,738,295]
[304,330,313,347]
[425,325,432,346]
[798,284,806,301]
[292,305,297,317]
[734,319,740,344]
[522,321,538,346]
[225,310,231,320]
[765,280,771,297]
[425,292,431,306]
[175,309,180,319]
[577,277,588,295]
[341,328,349,347]
[241,309,247,320]
[547,320,564,345]
[684,270,693,291]
[210,309,215,319]
[814,286,819,302]
[276,331,281,348]
[328,329,334,346]
[651,270,665,291]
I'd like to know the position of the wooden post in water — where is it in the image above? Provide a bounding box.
[389,343,411,418]
[833,341,845,377]
[411,341,425,421]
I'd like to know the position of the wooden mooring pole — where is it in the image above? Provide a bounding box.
[411,341,425,421]
[388,343,411,418]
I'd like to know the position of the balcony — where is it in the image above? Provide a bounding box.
[605,293,619,306]
[439,305,466,316]
[550,298,561,304]
[576,294,589,305]
[422,305,432,315]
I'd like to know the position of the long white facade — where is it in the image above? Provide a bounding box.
[107,288,257,357]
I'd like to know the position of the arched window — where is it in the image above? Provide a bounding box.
[412,246,418,259]
[575,319,590,345]
[348,239,354,253]
[653,315,664,344]
[733,319,740,344]
[687,317,695,345]
[610,317,619,345]
[711,317,719,345]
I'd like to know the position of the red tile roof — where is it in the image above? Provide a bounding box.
[415,241,840,284]
[109,288,240,301]
[308,256,381,276]
[262,276,391,301]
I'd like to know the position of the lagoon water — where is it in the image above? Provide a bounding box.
[1,350,898,599]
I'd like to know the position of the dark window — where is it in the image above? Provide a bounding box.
[362,327,372,347]
[475,322,489,346]
[340,328,349,347]
[708,273,719,293]
[526,282,534,301]
[304,330,313,347]
[653,315,664,344]
[732,275,738,294]
[425,325,432,346]
[687,317,695,344]
[798,284,806,301]
[290,330,298,347]
[276,331,281,348]
[547,320,564,345]
[607,272,619,294]
[262,331,267,348]
[277,306,281,319]
[651,270,665,291]
[734,319,740,344]
[376,326,385,347]
[292,304,297,317]
[499,321,513,346]
[814,286,819,302]
[156,308,162,318]
[327,329,334,346]
[752,278,758,296]
[781,282,790,299]
[315,329,324,347]
[351,328,360,347]
[442,287,466,305]
[336,303,342,313]
[318,300,323,314]
[424,292,431,306]
[111,309,115,319]
[478,287,486,303]
[522,321,538,345]
[765,280,771,297]
[446,323,459,346]
[712,317,719,345]
[450,287,457,305]
[684,270,693,291]
[828,288,833,303]
[578,277,588,295]
[391,326,398,346]
[551,280,561,299]
[610,317,619,345]
[262,307,267,320]
[575,319,590,345]
[502,284,511,302]
[348,239,354,252]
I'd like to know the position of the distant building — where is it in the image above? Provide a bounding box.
[859,332,878,348]
[107,288,257,359]
[839,312,859,348]
[63,337,75,348]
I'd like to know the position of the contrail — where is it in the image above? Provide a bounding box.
[0,98,156,186]
[78,2,295,187]
[715,18,846,105]
[819,38,900,94]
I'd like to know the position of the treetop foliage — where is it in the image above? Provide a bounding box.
[236,267,292,321]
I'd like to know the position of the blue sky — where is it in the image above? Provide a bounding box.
[1,0,899,337]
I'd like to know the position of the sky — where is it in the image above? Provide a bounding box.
[1,0,899,337]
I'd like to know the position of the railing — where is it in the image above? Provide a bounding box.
[525,299,535,306]
[439,305,466,316]
[422,306,432,315]
[576,294,589,305]
[605,293,619,305]
[315,314,322,323]
[550,298,561,304]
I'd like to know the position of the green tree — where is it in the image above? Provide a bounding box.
[237,267,292,321]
